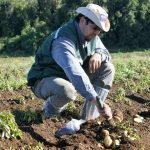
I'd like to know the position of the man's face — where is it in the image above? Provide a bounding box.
[80,17,101,41]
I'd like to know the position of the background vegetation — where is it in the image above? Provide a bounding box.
[0,0,150,55]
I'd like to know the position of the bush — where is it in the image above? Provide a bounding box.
[1,19,49,55]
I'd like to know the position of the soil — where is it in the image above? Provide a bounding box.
[0,85,149,150]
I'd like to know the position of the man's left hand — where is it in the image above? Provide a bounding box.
[89,53,102,73]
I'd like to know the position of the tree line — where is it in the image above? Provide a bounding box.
[0,0,150,55]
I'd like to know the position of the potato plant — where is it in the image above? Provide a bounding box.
[116,121,140,141]
[22,108,44,124]
[12,95,26,104]
[114,59,150,95]
[8,142,43,150]
[63,101,80,118]
[22,142,43,150]
[0,111,23,139]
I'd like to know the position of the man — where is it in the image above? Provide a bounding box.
[27,4,115,121]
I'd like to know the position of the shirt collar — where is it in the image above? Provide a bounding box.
[74,21,86,45]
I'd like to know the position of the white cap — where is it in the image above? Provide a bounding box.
[76,4,110,32]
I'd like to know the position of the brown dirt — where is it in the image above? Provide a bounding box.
[0,86,149,150]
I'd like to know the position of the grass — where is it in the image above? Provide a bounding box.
[0,57,33,91]
[111,50,150,63]
[112,50,150,98]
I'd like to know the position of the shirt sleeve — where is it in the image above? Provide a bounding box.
[51,37,97,101]
[95,36,111,62]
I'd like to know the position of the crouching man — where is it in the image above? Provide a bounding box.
[27,4,115,124]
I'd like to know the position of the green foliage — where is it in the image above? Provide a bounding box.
[66,101,76,112]
[1,0,150,54]
[0,65,27,91]
[114,63,136,83]
[21,142,44,150]
[0,57,32,91]
[112,52,150,105]
[113,87,132,105]
[1,19,48,55]
[12,94,26,104]
[0,0,38,37]
[37,0,63,28]
[114,59,150,94]
[117,121,140,141]
[13,108,44,125]
[64,101,80,118]
[22,108,44,124]
[114,87,125,101]
[20,19,49,54]
[0,111,23,139]
[8,142,44,150]
[102,0,150,49]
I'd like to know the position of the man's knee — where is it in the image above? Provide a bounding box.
[95,62,115,89]
[106,62,115,80]
[63,84,77,102]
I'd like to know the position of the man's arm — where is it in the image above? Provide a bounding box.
[51,37,97,101]
[88,36,111,73]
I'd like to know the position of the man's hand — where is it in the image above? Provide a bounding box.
[92,98,112,120]
[99,103,112,120]
[89,53,102,73]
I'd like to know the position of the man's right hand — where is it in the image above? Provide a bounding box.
[92,97,112,120]
[99,103,112,120]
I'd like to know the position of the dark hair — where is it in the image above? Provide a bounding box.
[74,14,94,25]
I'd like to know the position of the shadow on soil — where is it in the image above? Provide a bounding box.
[127,94,150,118]
[20,126,55,147]
[127,94,150,104]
